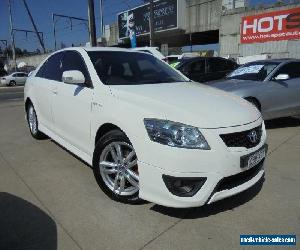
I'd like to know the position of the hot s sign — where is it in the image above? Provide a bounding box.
[241,7,300,43]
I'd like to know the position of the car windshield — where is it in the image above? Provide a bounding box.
[226,62,280,81]
[87,51,187,85]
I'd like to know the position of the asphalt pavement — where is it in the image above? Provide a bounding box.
[0,98,299,250]
[0,86,24,103]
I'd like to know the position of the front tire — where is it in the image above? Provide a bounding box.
[93,130,141,204]
[26,103,46,139]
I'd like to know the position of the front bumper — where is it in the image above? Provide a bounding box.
[135,118,267,208]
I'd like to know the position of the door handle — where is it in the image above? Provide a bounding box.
[51,89,58,94]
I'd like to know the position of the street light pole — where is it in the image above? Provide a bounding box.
[88,0,97,46]
[99,0,104,38]
[149,0,155,47]
[8,0,16,71]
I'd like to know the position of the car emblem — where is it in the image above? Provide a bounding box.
[248,130,258,144]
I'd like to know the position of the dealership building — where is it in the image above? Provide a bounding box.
[102,0,300,60]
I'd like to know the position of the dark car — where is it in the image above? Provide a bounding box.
[176,57,238,83]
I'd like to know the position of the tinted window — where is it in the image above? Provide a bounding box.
[88,51,186,85]
[62,51,91,85]
[190,60,205,74]
[208,58,236,72]
[208,58,225,72]
[274,62,300,79]
[36,52,63,81]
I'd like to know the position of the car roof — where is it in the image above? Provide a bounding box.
[246,58,300,64]
[179,56,231,62]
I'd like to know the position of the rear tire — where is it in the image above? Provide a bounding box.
[8,80,16,87]
[26,103,46,139]
[93,130,142,204]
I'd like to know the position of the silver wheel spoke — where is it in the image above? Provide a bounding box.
[124,150,135,163]
[115,144,122,160]
[110,146,118,163]
[113,172,120,191]
[127,169,139,181]
[127,159,138,168]
[100,161,118,174]
[125,172,139,188]
[119,175,125,194]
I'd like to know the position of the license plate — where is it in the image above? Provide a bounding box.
[241,145,268,169]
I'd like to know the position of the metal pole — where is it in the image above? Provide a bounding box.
[52,14,57,51]
[8,0,16,71]
[149,0,155,47]
[88,0,97,46]
[100,0,104,37]
[22,0,46,53]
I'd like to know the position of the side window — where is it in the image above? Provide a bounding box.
[208,58,228,72]
[62,51,91,85]
[138,59,159,72]
[225,60,237,70]
[36,52,64,81]
[190,60,205,74]
[275,62,300,79]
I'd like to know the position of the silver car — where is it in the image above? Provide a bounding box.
[210,59,300,120]
[0,72,28,86]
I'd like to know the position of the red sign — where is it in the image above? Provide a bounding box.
[241,7,300,44]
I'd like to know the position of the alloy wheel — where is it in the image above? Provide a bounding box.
[99,141,139,196]
[28,105,38,135]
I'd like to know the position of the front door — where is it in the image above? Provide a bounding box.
[52,50,94,155]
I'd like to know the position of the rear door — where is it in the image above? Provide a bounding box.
[14,73,22,84]
[52,50,94,154]
[34,52,64,130]
[268,62,300,116]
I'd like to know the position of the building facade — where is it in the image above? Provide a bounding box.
[104,0,300,59]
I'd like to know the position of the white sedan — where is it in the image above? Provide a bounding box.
[1,72,28,86]
[24,47,267,208]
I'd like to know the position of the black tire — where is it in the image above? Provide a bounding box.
[245,97,261,111]
[9,80,16,86]
[93,129,142,204]
[26,103,46,140]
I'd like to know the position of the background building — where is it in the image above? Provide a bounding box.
[103,0,300,60]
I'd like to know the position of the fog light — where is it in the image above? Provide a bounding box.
[162,175,207,197]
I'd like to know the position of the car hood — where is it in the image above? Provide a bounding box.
[109,82,260,129]
[209,79,261,91]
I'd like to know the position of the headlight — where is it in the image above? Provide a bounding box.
[144,119,210,150]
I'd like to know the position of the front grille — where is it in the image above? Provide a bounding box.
[220,125,262,149]
[215,161,264,192]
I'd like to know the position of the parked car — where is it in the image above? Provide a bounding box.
[166,55,182,65]
[176,57,238,82]
[25,47,266,208]
[1,72,28,86]
[210,59,300,120]
[132,47,166,61]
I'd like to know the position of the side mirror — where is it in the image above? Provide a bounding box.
[62,70,85,85]
[274,74,289,81]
